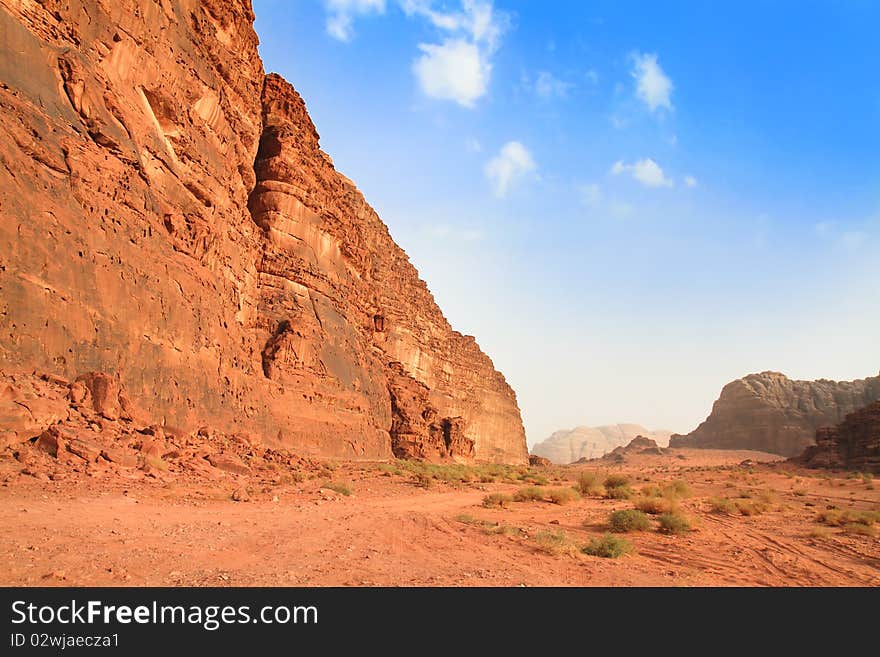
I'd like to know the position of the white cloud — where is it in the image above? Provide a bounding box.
[533,71,573,99]
[684,175,698,188]
[465,137,482,152]
[413,39,489,107]
[631,52,673,112]
[324,0,386,42]
[485,141,536,198]
[405,1,508,107]
[611,158,673,188]
[579,183,603,207]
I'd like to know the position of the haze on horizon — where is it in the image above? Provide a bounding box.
[253,1,880,448]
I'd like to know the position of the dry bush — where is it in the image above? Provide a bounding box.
[513,486,545,502]
[533,530,579,556]
[636,496,677,515]
[657,512,691,534]
[547,487,580,505]
[482,493,514,509]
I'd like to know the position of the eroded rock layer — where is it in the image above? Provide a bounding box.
[797,402,880,473]
[0,0,527,463]
[669,371,880,457]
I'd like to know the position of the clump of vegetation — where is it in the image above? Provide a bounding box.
[816,509,880,527]
[606,486,635,500]
[608,509,652,533]
[734,499,770,516]
[635,496,676,515]
[323,481,352,496]
[657,512,691,535]
[486,523,523,537]
[708,497,736,514]
[376,463,403,477]
[482,493,514,509]
[547,487,580,505]
[582,534,633,558]
[533,530,579,556]
[513,486,545,502]
[604,473,631,489]
[806,527,831,539]
[576,471,605,497]
[663,480,692,498]
[842,523,877,537]
[640,484,663,498]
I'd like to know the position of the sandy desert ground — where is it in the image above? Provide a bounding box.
[1,447,878,587]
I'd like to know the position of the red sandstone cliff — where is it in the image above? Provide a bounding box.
[0,0,527,463]
[669,371,880,457]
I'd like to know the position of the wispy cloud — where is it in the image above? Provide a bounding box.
[611,158,673,188]
[324,0,386,42]
[485,141,536,197]
[631,52,673,112]
[684,175,698,188]
[532,71,573,99]
[406,1,509,107]
[578,183,603,208]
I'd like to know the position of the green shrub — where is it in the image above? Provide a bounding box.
[482,493,514,508]
[608,509,652,533]
[547,487,580,505]
[657,512,691,534]
[513,486,545,502]
[582,534,633,558]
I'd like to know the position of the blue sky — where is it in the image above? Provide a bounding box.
[253,1,880,446]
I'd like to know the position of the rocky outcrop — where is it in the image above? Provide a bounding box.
[669,371,880,457]
[797,402,880,473]
[528,454,551,467]
[531,424,672,464]
[0,0,526,462]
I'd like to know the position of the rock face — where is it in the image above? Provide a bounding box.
[531,424,672,464]
[597,435,667,462]
[0,0,527,463]
[798,401,880,473]
[669,371,880,457]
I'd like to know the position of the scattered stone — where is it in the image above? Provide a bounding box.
[232,488,250,502]
[208,454,250,476]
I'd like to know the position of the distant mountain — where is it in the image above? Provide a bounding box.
[531,424,673,464]
[669,371,880,457]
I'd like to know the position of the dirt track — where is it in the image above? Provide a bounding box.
[1,449,878,587]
